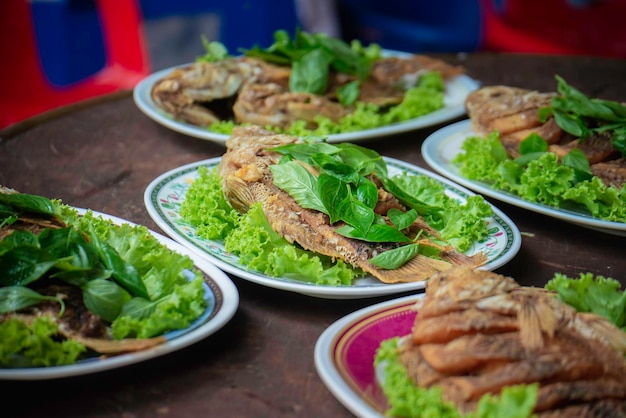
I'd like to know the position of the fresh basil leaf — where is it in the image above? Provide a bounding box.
[271,142,340,164]
[388,208,418,230]
[337,80,360,106]
[38,227,98,271]
[119,297,159,320]
[0,192,57,217]
[379,177,434,215]
[0,246,59,286]
[0,286,63,314]
[0,203,17,221]
[337,195,375,233]
[0,230,39,255]
[356,178,378,209]
[337,143,387,178]
[311,153,360,184]
[552,108,586,137]
[562,148,593,183]
[270,161,327,214]
[612,130,626,155]
[318,174,348,224]
[82,279,131,322]
[519,133,548,154]
[88,226,149,300]
[54,263,112,287]
[337,222,411,243]
[369,243,421,269]
[290,48,333,94]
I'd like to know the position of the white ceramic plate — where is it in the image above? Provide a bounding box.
[133,59,479,146]
[314,294,421,417]
[422,120,626,236]
[144,157,521,299]
[0,210,239,380]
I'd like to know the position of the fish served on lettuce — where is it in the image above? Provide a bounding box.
[375,266,626,417]
[453,77,626,223]
[150,30,465,136]
[213,126,488,284]
[0,187,208,367]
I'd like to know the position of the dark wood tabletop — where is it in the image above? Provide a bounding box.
[1,52,625,418]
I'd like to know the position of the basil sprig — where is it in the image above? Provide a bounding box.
[0,193,150,323]
[539,75,626,157]
[514,133,593,183]
[269,141,437,268]
[242,29,381,104]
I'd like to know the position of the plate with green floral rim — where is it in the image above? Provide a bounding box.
[144,157,521,299]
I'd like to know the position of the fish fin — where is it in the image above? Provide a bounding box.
[223,175,256,212]
[69,335,167,354]
[366,254,452,284]
[518,294,548,350]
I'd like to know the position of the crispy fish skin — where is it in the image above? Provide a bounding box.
[218,127,484,283]
[465,85,626,188]
[399,266,626,416]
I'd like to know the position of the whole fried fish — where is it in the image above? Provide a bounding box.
[218,126,484,283]
[399,266,626,416]
[465,85,625,188]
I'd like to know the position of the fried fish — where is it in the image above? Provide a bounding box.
[218,126,485,283]
[397,266,626,416]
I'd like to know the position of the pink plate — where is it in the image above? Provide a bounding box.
[314,294,422,417]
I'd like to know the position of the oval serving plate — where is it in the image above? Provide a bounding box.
[144,157,521,299]
[0,210,239,380]
[133,52,479,146]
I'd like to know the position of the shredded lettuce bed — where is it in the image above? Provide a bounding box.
[451,132,626,223]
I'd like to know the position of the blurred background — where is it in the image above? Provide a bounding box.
[1,0,625,130]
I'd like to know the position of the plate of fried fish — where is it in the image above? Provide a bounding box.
[314,267,626,417]
[424,78,626,236]
[144,128,521,299]
[133,30,479,145]
[422,121,626,236]
[0,190,239,380]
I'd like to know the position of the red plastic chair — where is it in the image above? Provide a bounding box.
[0,0,150,129]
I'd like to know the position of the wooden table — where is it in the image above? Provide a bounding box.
[1,53,625,418]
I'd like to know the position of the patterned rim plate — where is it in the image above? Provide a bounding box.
[144,157,521,299]
[314,294,421,417]
[0,210,239,380]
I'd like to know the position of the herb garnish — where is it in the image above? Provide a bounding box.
[539,75,626,157]
[270,140,492,268]
[241,29,381,104]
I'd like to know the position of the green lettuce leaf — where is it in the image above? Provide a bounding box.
[391,172,492,252]
[224,204,358,285]
[0,317,86,367]
[545,272,626,329]
[58,204,207,339]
